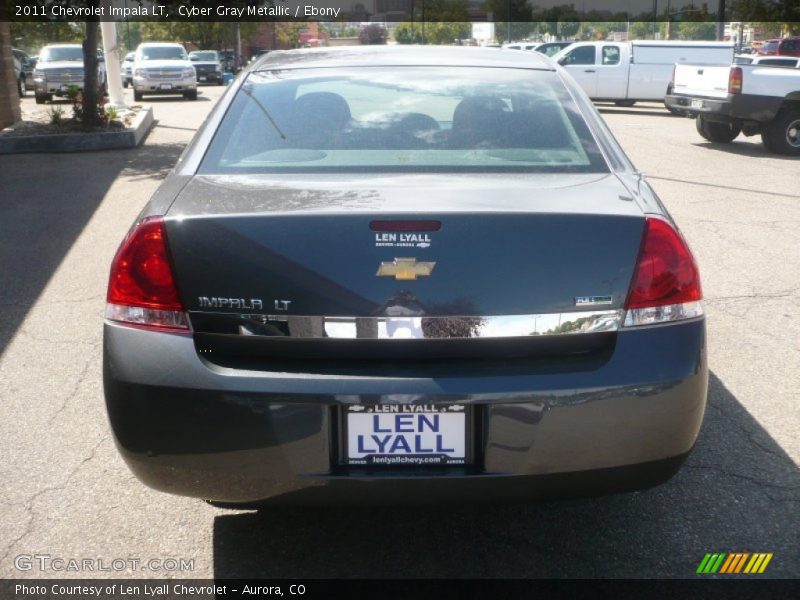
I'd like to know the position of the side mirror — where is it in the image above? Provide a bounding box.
[557,57,567,66]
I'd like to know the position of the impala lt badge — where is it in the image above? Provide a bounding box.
[198,297,263,310]
[376,258,436,281]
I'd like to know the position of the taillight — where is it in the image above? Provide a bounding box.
[623,216,703,327]
[105,216,189,331]
[728,67,743,95]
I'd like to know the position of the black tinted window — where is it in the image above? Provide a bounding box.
[563,46,596,66]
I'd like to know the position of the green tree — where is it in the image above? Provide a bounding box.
[426,22,472,44]
[629,20,657,40]
[9,22,84,53]
[677,21,718,40]
[483,0,536,41]
[419,0,471,21]
[533,4,581,39]
[394,22,424,44]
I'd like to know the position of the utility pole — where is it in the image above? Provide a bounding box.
[652,0,658,40]
[716,0,726,41]
[507,0,512,42]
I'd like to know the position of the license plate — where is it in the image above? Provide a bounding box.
[160,84,173,90]
[344,405,468,466]
[691,99,704,109]
[199,76,206,81]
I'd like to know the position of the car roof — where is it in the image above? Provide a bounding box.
[252,45,556,72]
[43,44,81,49]
[138,42,184,47]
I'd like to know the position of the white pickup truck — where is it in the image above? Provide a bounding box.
[553,41,734,108]
[665,62,800,155]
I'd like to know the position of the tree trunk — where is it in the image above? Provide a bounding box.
[0,21,21,129]
[83,14,100,127]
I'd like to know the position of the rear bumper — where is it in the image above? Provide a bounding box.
[665,93,783,124]
[103,319,708,504]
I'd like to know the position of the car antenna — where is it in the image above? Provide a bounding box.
[240,84,286,140]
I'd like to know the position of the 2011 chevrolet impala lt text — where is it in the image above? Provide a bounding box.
[103,46,708,505]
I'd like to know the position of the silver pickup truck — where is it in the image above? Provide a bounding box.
[665,61,800,155]
[33,44,107,104]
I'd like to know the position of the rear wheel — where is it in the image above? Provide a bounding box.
[696,115,741,143]
[614,100,636,107]
[123,80,128,89]
[133,90,143,102]
[761,108,800,156]
[184,90,198,101]
[18,77,26,97]
[35,92,49,104]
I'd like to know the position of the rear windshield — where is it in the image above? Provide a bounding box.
[39,47,83,62]
[761,41,779,53]
[200,67,608,174]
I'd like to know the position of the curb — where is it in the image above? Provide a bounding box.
[0,107,154,154]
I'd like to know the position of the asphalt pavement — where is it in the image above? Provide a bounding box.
[0,90,797,579]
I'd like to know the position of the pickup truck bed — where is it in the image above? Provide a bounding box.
[665,63,800,155]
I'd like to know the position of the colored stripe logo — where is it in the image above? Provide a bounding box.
[697,552,773,574]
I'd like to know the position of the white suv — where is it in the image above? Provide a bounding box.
[133,42,197,101]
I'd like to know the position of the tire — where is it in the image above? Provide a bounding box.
[760,108,800,156]
[35,92,48,105]
[18,77,26,97]
[217,78,224,86]
[615,100,636,107]
[695,115,741,143]
[123,80,128,89]
[184,90,198,101]
[133,90,143,102]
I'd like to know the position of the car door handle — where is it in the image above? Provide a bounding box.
[584,69,596,73]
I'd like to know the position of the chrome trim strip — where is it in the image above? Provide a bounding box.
[192,310,624,340]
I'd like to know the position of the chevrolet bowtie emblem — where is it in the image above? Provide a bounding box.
[376,258,436,281]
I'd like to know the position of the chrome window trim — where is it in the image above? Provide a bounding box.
[190,310,624,340]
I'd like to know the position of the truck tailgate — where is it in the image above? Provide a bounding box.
[673,64,731,99]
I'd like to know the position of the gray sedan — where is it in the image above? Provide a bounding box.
[103,46,707,506]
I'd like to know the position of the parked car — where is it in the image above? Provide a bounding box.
[666,60,800,154]
[33,44,107,104]
[502,42,539,51]
[188,50,224,85]
[757,37,800,57]
[12,48,34,97]
[734,54,800,68]
[535,41,574,57]
[553,41,734,109]
[121,51,135,88]
[104,46,707,506]
[132,42,197,101]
